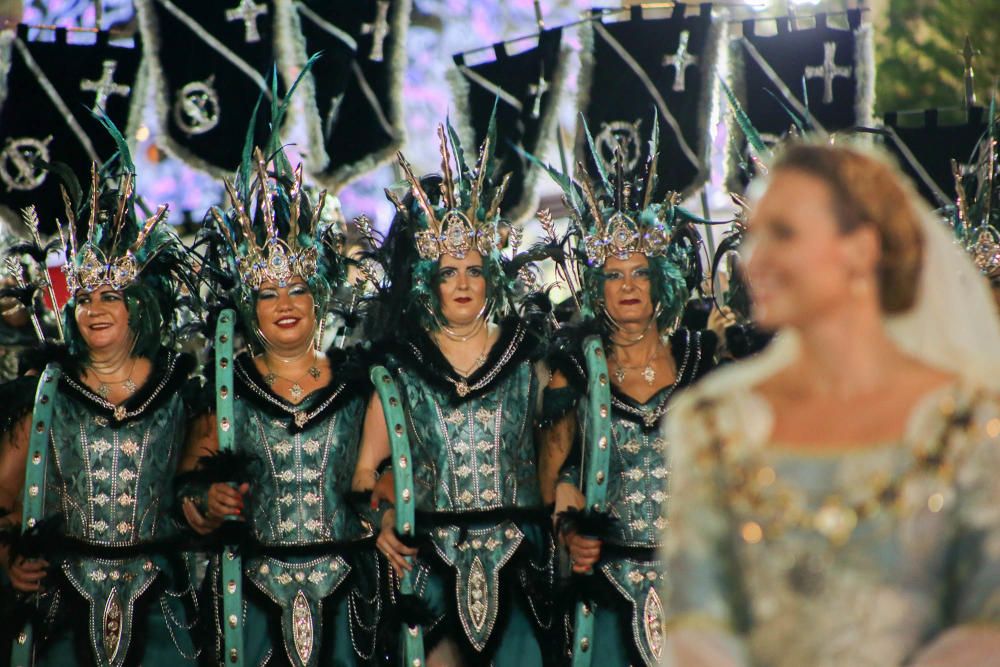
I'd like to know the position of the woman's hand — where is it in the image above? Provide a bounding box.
[181,498,223,535]
[8,556,48,593]
[206,482,249,521]
[564,531,602,574]
[375,508,418,577]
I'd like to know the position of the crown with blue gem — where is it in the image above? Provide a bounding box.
[390,124,509,262]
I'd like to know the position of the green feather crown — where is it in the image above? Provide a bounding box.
[4,113,197,357]
[952,98,999,277]
[528,111,708,325]
[388,122,510,263]
[206,57,347,312]
[210,149,346,295]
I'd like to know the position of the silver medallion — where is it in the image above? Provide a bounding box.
[0,135,51,191]
[173,79,221,136]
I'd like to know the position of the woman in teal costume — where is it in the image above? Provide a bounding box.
[354,124,555,666]
[0,138,202,667]
[177,139,380,666]
[536,118,716,666]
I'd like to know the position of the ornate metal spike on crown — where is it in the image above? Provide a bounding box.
[212,148,323,290]
[53,162,170,293]
[575,148,681,268]
[396,124,504,262]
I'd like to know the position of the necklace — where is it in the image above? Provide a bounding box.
[263,354,321,400]
[439,307,488,342]
[613,342,660,386]
[436,328,491,396]
[90,356,139,399]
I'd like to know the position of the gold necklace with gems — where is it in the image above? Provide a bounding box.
[612,343,660,386]
[437,325,492,397]
[698,390,976,550]
[263,355,321,400]
[90,356,139,399]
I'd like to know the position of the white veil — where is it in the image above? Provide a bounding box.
[885,210,1000,390]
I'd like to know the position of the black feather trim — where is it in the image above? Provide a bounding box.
[231,346,372,433]
[0,375,39,440]
[545,319,604,388]
[391,593,437,628]
[6,514,65,561]
[725,323,772,360]
[17,342,82,377]
[195,449,257,485]
[0,285,39,307]
[57,351,196,427]
[379,316,542,403]
[556,508,617,540]
[5,241,49,264]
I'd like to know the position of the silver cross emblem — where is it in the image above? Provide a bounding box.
[804,41,852,104]
[361,0,391,62]
[527,68,549,119]
[0,136,52,192]
[662,30,698,93]
[173,78,221,136]
[80,60,131,113]
[226,0,268,44]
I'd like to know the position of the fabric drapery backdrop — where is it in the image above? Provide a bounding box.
[883,107,988,208]
[0,26,143,232]
[727,9,874,188]
[450,27,566,223]
[284,0,410,190]
[578,4,721,199]
[136,0,283,177]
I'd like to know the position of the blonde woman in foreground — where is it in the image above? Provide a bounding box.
[661,143,1000,667]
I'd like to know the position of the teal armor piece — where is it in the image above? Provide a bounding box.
[10,364,60,667]
[8,351,199,667]
[383,317,554,660]
[214,348,375,667]
[370,365,425,666]
[214,310,244,667]
[547,327,716,666]
[570,337,612,667]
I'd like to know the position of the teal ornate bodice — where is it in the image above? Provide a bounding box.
[232,352,370,545]
[43,352,193,544]
[221,352,373,667]
[385,318,552,653]
[28,352,198,667]
[391,322,543,514]
[546,328,715,666]
[602,415,671,547]
[553,328,714,547]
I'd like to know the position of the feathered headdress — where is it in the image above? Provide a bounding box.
[200,58,349,343]
[951,99,999,277]
[2,114,196,357]
[366,111,527,332]
[528,111,714,329]
[389,117,510,261]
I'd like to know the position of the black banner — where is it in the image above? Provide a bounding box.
[579,4,720,198]
[883,107,989,208]
[137,0,283,176]
[284,0,410,189]
[0,26,142,233]
[452,28,565,222]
